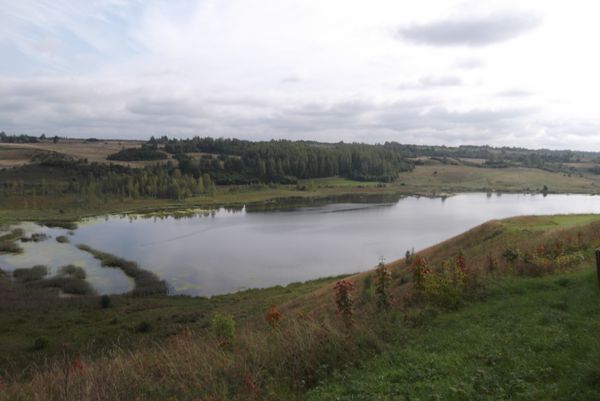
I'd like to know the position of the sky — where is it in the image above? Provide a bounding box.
[0,0,599,149]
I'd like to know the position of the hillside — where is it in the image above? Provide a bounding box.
[1,214,600,400]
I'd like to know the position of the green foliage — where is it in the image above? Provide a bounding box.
[32,337,49,350]
[136,320,153,333]
[374,262,392,311]
[361,275,372,302]
[334,280,354,326]
[308,270,600,401]
[13,265,48,282]
[100,295,112,309]
[502,247,520,263]
[107,146,167,161]
[165,136,414,183]
[58,264,86,280]
[421,255,467,309]
[56,235,69,243]
[211,313,236,344]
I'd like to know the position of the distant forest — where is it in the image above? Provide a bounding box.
[2,132,600,200]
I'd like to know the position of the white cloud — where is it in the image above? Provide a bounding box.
[0,0,600,150]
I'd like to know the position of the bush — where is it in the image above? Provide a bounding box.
[13,265,48,282]
[56,235,69,243]
[100,295,112,309]
[59,265,86,280]
[107,147,167,161]
[421,255,467,309]
[265,305,282,328]
[374,262,392,311]
[32,337,49,350]
[211,313,236,345]
[361,275,372,302]
[334,280,354,326]
[136,321,153,333]
[23,275,94,295]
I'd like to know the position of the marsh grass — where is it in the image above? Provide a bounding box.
[13,265,48,282]
[77,244,168,296]
[0,228,24,254]
[56,235,69,243]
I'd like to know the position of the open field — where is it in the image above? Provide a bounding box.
[0,139,174,168]
[396,164,600,194]
[1,213,600,400]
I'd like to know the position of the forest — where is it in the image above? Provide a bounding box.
[3,133,600,201]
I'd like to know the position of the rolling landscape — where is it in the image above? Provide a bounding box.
[2,1,600,401]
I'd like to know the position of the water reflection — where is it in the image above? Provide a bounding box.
[1,193,600,297]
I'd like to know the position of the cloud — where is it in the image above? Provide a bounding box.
[419,75,462,87]
[496,89,532,97]
[397,11,542,47]
[454,57,484,69]
[397,75,462,90]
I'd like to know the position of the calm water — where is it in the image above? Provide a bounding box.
[2,193,600,296]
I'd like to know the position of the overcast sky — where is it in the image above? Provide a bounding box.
[1,0,599,149]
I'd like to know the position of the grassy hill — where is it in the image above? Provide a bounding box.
[1,214,600,400]
[309,269,600,401]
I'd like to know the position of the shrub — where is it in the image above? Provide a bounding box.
[411,256,430,294]
[34,277,94,295]
[56,235,69,243]
[361,274,373,302]
[211,313,236,345]
[265,304,283,328]
[418,255,469,309]
[100,295,112,309]
[13,265,48,282]
[486,255,498,275]
[374,262,392,311]
[59,265,86,280]
[334,280,354,326]
[136,321,153,333]
[32,337,49,350]
[502,248,520,264]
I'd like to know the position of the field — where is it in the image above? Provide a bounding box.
[0,139,173,168]
[1,213,600,400]
[396,164,600,194]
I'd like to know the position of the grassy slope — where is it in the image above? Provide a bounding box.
[0,274,345,373]
[309,270,600,401]
[3,211,600,399]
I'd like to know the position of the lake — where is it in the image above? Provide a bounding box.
[2,193,600,296]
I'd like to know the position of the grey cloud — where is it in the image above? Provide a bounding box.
[496,89,532,97]
[280,74,303,84]
[418,75,462,87]
[397,11,542,47]
[397,75,462,90]
[1,77,599,150]
[454,57,484,69]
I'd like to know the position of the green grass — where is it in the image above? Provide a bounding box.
[0,272,345,374]
[395,165,600,194]
[308,269,600,401]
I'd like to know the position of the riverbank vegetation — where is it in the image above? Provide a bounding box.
[1,214,599,400]
[77,245,168,296]
[3,135,600,226]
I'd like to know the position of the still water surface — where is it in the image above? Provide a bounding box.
[2,193,600,296]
